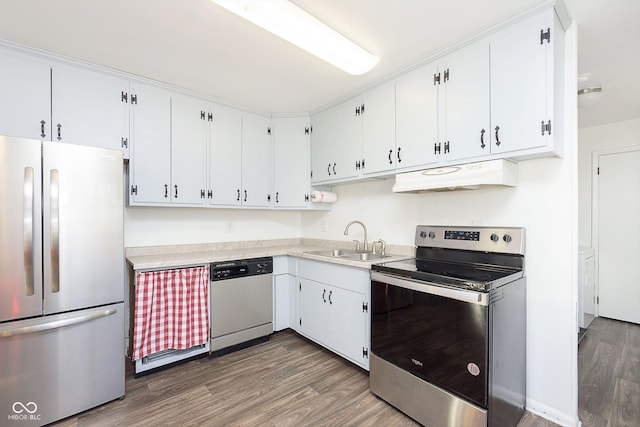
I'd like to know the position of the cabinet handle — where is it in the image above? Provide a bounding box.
[237,189,240,201]
[56,124,62,141]
[388,149,393,164]
[275,192,279,203]
[397,147,401,163]
[328,164,331,176]
[495,126,501,146]
[244,190,247,202]
[480,129,486,149]
[164,184,168,198]
[322,289,326,303]
[333,163,336,175]
[174,185,178,198]
[328,290,333,305]
[40,120,46,138]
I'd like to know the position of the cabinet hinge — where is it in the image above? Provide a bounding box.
[130,185,138,195]
[200,111,205,120]
[267,127,272,135]
[434,72,441,85]
[121,91,128,103]
[121,137,128,148]
[444,141,450,153]
[361,103,365,114]
[200,189,205,199]
[363,347,369,358]
[443,68,450,82]
[310,125,313,133]
[541,120,552,136]
[540,28,551,44]
[208,190,213,199]
[131,94,138,105]
[355,105,361,116]
[362,302,368,313]
[305,194,309,202]
[208,113,213,122]
[304,127,310,135]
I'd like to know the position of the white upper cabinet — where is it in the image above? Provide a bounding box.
[241,113,272,207]
[51,63,130,154]
[0,49,50,140]
[439,39,491,161]
[330,98,361,181]
[129,83,172,204]
[395,63,439,170]
[489,8,563,156]
[272,117,311,208]
[208,104,242,206]
[310,108,333,184]
[171,94,207,205]
[361,82,396,175]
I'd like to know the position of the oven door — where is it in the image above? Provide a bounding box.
[371,271,489,408]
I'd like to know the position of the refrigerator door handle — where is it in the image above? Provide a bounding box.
[0,307,117,338]
[50,169,60,293]
[23,167,35,296]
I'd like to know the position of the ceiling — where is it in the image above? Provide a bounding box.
[0,0,637,128]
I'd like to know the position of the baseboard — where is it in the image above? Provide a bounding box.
[526,399,579,427]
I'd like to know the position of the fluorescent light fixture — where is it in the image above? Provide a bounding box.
[212,0,379,75]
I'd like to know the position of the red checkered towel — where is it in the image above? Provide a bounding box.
[132,265,209,361]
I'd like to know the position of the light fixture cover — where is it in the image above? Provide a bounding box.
[212,0,379,75]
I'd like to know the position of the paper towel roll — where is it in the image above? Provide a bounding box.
[310,190,338,203]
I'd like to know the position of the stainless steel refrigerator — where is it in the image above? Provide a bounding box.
[0,135,125,426]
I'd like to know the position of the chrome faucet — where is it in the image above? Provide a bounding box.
[344,220,368,252]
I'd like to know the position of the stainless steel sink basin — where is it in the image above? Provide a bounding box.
[342,252,391,261]
[305,249,391,262]
[306,249,358,257]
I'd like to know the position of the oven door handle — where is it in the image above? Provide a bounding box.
[371,271,489,306]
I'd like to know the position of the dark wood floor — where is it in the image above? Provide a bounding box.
[578,317,640,427]
[51,318,639,427]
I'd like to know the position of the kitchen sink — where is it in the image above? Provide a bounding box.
[305,249,391,262]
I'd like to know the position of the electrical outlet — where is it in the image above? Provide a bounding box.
[226,222,234,233]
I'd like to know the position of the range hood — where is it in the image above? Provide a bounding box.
[393,159,518,193]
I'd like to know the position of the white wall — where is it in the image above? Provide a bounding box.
[301,155,578,424]
[125,207,302,247]
[578,118,640,246]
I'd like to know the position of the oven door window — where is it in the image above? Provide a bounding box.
[371,280,488,408]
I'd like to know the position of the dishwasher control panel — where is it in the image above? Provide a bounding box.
[210,257,273,280]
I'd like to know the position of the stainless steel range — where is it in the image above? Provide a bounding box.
[370,225,526,427]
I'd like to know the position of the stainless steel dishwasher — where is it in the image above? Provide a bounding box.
[210,257,273,355]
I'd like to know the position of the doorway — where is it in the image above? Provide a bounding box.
[593,146,640,324]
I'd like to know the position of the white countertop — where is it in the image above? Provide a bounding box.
[126,238,414,271]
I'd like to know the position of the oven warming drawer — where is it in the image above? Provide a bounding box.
[370,353,486,427]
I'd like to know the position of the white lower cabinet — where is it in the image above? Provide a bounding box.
[296,259,370,370]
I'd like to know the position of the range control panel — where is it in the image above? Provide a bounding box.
[416,226,525,255]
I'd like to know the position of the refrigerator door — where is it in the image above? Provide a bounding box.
[42,142,124,314]
[0,303,125,426]
[0,136,43,322]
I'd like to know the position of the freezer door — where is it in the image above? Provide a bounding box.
[0,136,43,322]
[0,303,125,425]
[42,142,124,314]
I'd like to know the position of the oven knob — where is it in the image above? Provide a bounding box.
[503,234,512,243]
[428,231,436,239]
[490,233,499,242]
[420,231,427,238]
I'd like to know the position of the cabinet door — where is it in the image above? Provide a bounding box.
[324,285,368,367]
[209,105,242,206]
[331,98,360,181]
[273,117,310,208]
[51,63,129,153]
[171,94,207,205]
[490,9,553,154]
[129,83,171,204]
[0,49,50,140]
[361,82,396,175]
[298,278,329,345]
[440,40,490,161]
[241,113,272,207]
[395,63,439,170]
[310,108,333,184]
